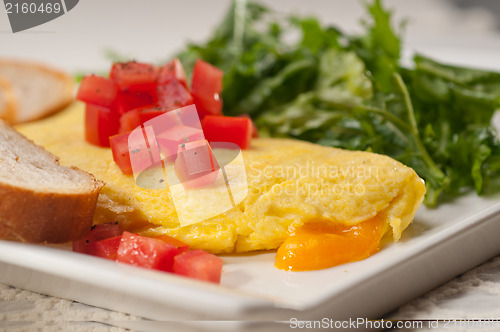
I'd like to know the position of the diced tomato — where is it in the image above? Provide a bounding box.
[138,107,172,125]
[156,125,204,160]
[73,236,94,255]
[117,232,188,272]
[128,125,162,176]
[154,234,190,250]
[73,223,122,255]
[76,75,117,108]
[93,236,122,260]
[202,115,252,149]
[143,104,200,138]
[177,104,203,130]
[173,249,223,284]
[90,223,122,240]
[174,140,220,188]
[110,61,158,91]
[158,58,188,88]
[85,103,120,147]
[237,114,259,138]
[118,106,174,134]
[109,132,133,175]
[118,110,141,134]
[157,80,193,111]
[191,60,223,118]
[113,89,156,115]
[81,58,227,178]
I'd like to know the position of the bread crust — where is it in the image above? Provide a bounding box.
[0,76,17,124]
[0,119,105,243]
[0,177,103,243]
[0,58,74,124]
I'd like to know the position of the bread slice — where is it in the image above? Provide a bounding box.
[0,77,16,124]
[0,120,104,243]
[0,59,74,124]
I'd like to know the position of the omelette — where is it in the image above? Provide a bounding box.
[17,103,425,269]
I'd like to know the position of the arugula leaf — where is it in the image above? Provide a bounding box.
[349,0,401,93]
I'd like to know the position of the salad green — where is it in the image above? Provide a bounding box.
[177,0,500,207]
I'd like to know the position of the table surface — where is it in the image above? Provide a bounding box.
[2,1,500,331]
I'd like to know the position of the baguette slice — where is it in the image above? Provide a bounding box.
[0,120,104,243]
[0,77,16,124]
[0,58,74,124]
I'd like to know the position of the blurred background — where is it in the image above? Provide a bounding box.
[1,0,500,73]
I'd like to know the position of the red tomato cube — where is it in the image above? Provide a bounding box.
[113,89,156,115]
[94,236,122,260]
[155,125,204,160]
[118,109,141,134]
[118,106,170,134]
[138,107,173,125]
[128,125,162,176]
[111,126,163,176]
[178,105,204,130]
[237,114,259,138]
[202,115,252,149]
[191,60,223,118]
[85,103,120,147]
[146,104,202,135]
[110,61,158,91]
[158,58,188,88]
[173,249,223,284]
[117,232,188,272]
[89,223,122,240]
[109,132,133,175]
[76,75,117,108]
[157,80,194,111]
[174,140,220,189]
[73,223,122,255]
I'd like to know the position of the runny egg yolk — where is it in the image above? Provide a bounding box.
[275,216,385,271]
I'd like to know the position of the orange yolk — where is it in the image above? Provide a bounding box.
[275,217,385,271]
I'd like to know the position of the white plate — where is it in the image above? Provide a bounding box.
[2,50,500,331]
[1,192,500,331]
